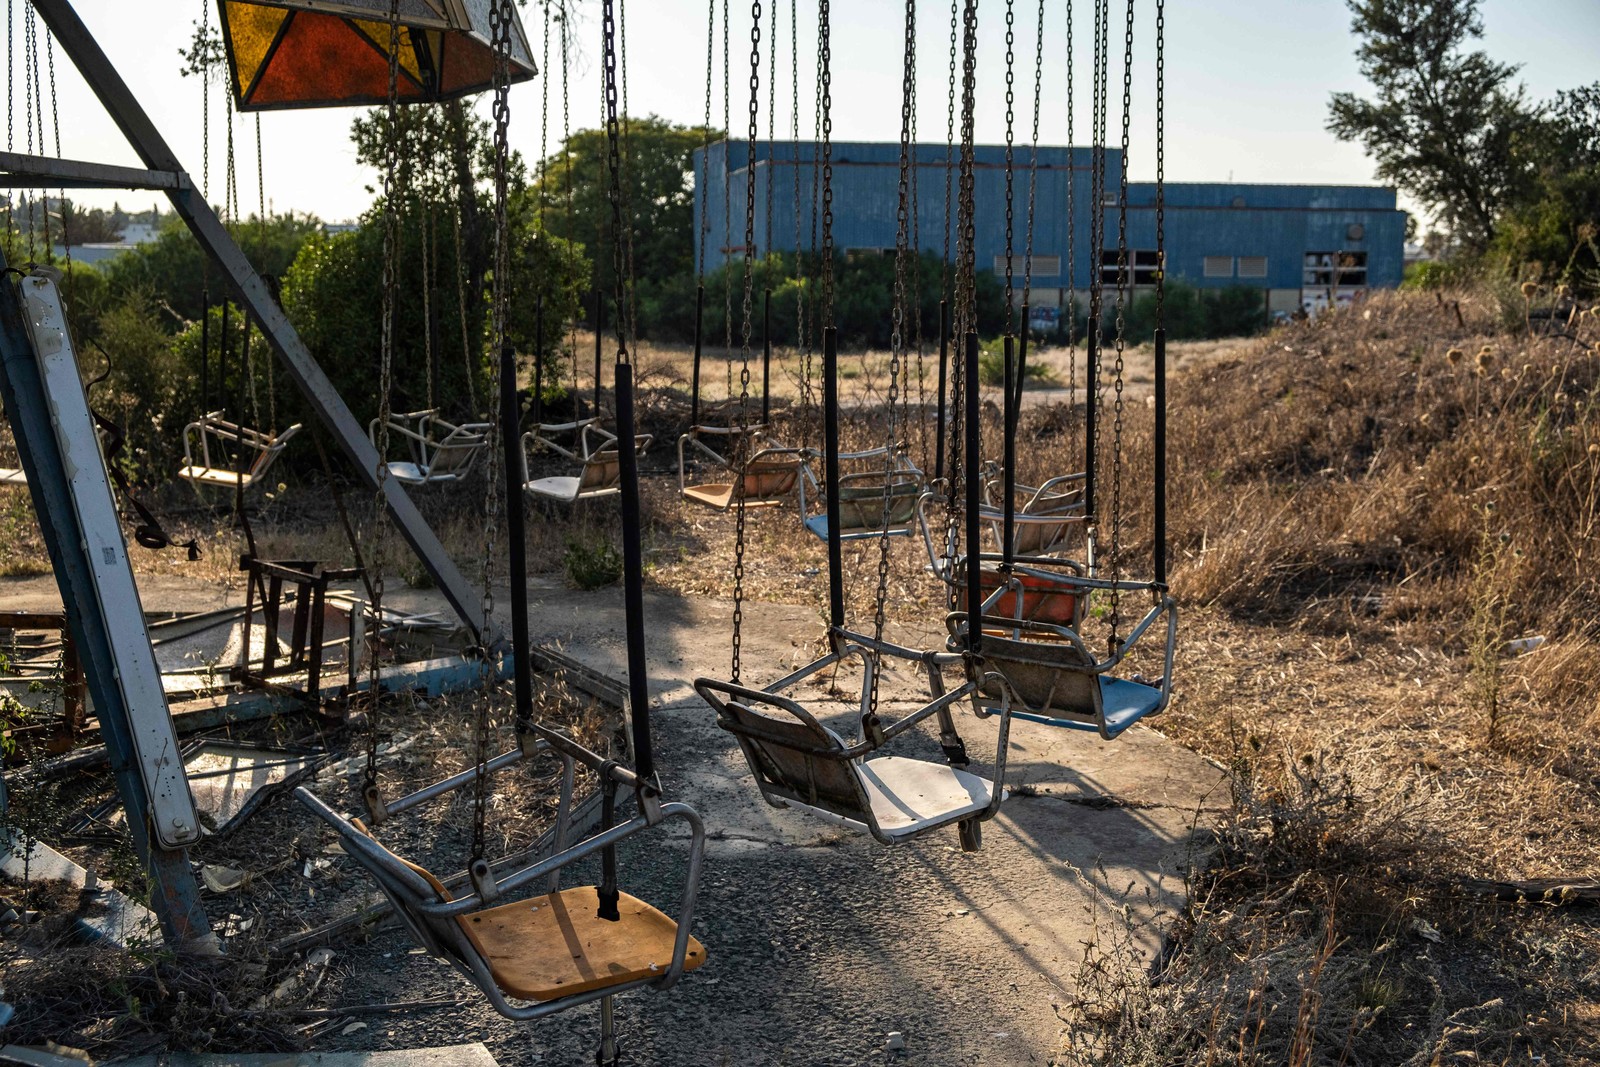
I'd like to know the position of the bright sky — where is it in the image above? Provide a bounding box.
[11,0,1600,228]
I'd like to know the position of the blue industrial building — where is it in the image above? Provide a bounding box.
[695,140,1406,319]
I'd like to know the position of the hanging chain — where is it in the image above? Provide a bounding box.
[870,0,917,716]
[560,7,579,404]
[603,0,631,358]
[618,0,640,344]
[790,0,807,418]
[1022,0,1043,304]
[943,0,956,304]
[819,0,834,326]
[6,0,13,243]
[1156,0,1166,332]
[699,0,715,288]
[366,0,404,800]
[1001,0,1015,329]
[468,0,517,862]
[722,0,734,402]
[256,115,265,218]
[1108,0,1134,653]
[766,0,775,258]
[943,0,978,582]
[538,0,550,226]
[1065,0,1076,416]
[730,0,763,684]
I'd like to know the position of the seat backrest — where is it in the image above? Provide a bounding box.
[949,613,1100,716]
[696,681,867,818]
[427,426,487,475]
[835,471,922,528]
[579,451,623,492]
[742,457,799,498]
[341,818,464,963]
[246,423,300,480]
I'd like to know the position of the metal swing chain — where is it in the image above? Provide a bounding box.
[941,0,978,587]
[766,0,775,259]
[364,0,403,800]
[943,0,955,307]
[1107,0,1134,654]
[618,0,641,345]
[790,0,807,420]
[560,7,579,409]
[818,0,834,327]
[1022,0,1043,305]
[729,0,762,685]
[908,17,926,472]
[256,115,265,218]
[721,0,734,403]
[470,0,516,863]
[1002,0,1015,331]
[869,0,917,716]
[603,0,631,359]
[699,0,714,292]
[6,0,13,243]
[1087,0,1109,502]
[1065,0,1076,416]
[538,0,550,226]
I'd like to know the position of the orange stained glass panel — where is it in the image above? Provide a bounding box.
[248,12,424,108]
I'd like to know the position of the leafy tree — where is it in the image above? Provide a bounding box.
[1493,83,1600,287]
[1327,0,1534,253]
[528,115,721,333]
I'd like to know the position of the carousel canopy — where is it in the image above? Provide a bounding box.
[218,0,536,111]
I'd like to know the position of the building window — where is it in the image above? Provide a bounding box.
[1099,249,1162,286]
[1203,256,1234,278]
[992,254,1063,277]
[1303,251,1367,287]
[1238,255,1268,279]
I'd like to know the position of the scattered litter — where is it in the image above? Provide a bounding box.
[884,1032,907,1052]
[253,947,334,1009]
[1504,635,1546,655]
[340,1022,368,1036]
[1413,918,1444,944]
[202,865,253,893]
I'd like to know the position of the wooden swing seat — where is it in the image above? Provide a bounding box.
[465,888,706,1002]
[682,459,801,510]
[343,817,705,1004]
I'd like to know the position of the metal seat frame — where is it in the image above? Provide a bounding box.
[295,728,706,1023]
[978,465,1088,557]
[676,423,802,510]
[520,424,651,505]
[694,643,1010,850]
[367,408,492,487]
[178,411,302,495]
[797,444,925,541]
[947,576,1176,739]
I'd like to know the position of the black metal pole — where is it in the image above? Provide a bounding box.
[1084,313,1098,520]
[220,297,231,412]
[1013,303,1029,416]
[1002,334,1016,570]
[691,283,705,427]
[1154,325,1167,584]
[963,331,983,654]
[824,326,844,631]
[531,297,544,427]
[935,298,949,484]
[429,285,442,407]
[499,343,533,737]
[592,289,604,419]
[762,287,772,425]
[615,361,655,783]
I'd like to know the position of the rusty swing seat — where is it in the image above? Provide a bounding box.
[677,424,802,510]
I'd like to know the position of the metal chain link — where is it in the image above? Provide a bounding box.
[722,0,734,401]
[943,0,955,300]
[603,0,630,357]
[366,0,403,800]
[730,0,763,684]
[818,0,834,326]
[790,0,806,414]
[1108,0,1134,653]
[1065,0,1076,416]
[1002,0,1015,330]
[943,0,979,582]
[1022,0,1043,303]
[472,0,516,860]
[538,0,551,225]
[871,0,917,715]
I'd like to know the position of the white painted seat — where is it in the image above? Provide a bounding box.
[520,426,648,506]
[178,412,301,495]
[368,409,492,487]
[693,667,1011,848]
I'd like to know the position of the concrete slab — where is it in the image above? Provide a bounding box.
[0,831,159,947]
[112,1043,499,1067]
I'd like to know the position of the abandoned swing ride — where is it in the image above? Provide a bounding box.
[0,0,1183,1062]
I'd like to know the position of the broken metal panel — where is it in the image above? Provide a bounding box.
[17,272,202,850]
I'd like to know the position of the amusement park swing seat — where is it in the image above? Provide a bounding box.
[694,646,1012,848]
[798,445,925,541]
[520,421,652,505]
[677,424,802,510]
[368,409,492,487]
[293,786,708,1017]
[177,412,302,494]
[979,467,1088,557]
[947,581,1176,740]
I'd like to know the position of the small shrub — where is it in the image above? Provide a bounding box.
[563,531,622,590]
[977,337,1056,387]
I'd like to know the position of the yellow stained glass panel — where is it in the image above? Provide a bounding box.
[352,19,424,85]
[223,2,289,97]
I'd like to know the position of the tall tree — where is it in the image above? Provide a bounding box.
[1328,0,1534,253]
[527,115,720,329]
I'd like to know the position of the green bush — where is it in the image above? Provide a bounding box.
[563,531,622,590]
